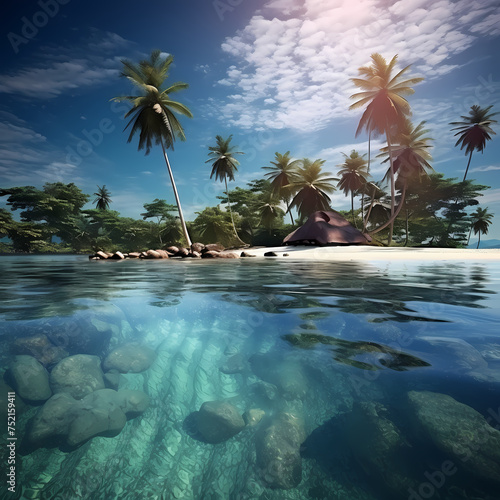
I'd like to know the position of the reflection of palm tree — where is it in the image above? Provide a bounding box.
[288,159,337,222]
[206,135,244,244]
[350,53,423,244]
[450,105,497,182]
[113,50,193,247]
[93,185,112,211]
[470,207,493,248]
[262,151,301,224]
[337,150,369,226]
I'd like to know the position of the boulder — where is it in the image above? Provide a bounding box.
[202,243,225,253]
[103,370,121,390]
[50,354,105,399]
[103,343,156,373]
[191,242,205,253]
[146,249,161,259]
[110,251,125,260]
[240,252,256,257]
[128,252,141,258]
[195,400,245,444]
[67,389,127,446]
[9,355,52,402]
[155,249,169,259]
[256,412,306,489]
[188,251,201,258]
[201,250,219,259]
[408,390,500,484]
[166,246,180,254]
[28,393,82,444]
[11,334,68,366]
[264,251,278,257]
[116,389,150,417]
[251,380,279,402]
[96,251,108,259]
[243,408,265,427]
[218,252,239,259]
[177,247,190,257]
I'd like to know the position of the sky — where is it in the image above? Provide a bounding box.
[0,0,499,241]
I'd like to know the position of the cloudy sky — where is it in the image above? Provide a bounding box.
[1,0,499,240]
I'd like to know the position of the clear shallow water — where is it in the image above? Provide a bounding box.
[0,255,500,500]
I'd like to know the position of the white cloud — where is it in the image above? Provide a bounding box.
[213,0,500,133]
[470,165,500,173]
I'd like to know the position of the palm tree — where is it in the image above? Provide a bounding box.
[371,120,433,238]
[113,50,193,247]
[350,53,424,244]
[336,150,369,226]
[450,105,498,182]
[288,159,338,222]
[470,207,493,248]
[206,135,244,244]
[258,191,284,234]
[262,151,301,224]
[93,185,112,211]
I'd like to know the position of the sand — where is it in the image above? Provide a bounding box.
[229,245,500,262]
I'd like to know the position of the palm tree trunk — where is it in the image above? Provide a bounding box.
[160,138,192,247]
[362,133,372,233]
[386,132,395,245]
[225,177,245,245]
[477,231,481,249]
[351,192,355,226]
[286,200,295,225]
[463,150,473,183]
[467,224,473,246]
[404,208,409,247]
[370,182,407,236]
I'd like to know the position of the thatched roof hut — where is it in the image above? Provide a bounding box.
[283,210,372,246]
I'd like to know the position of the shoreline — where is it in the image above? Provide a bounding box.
[225,245,500,261]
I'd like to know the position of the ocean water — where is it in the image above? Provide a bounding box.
[1,255,500,500]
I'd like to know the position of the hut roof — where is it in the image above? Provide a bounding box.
[283,210,372,245]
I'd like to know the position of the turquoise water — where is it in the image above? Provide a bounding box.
[1,255,500,500]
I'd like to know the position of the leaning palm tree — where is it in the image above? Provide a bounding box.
[93,185,112,211]
[450,105,498,182]
[262,151,301,224]
[288,159,338,222]
[470,207,493,248]
[112,50,193,247]
[206,135,244,244]
[371,119,434,238]
[350,53,424,244]
[337,150,369,226]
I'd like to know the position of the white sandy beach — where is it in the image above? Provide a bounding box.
[229,245,500,261]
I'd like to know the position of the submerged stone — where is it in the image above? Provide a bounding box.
[256,411,306,489]
[243,408,265,427]
[11,334,68,366]
[9,355,52,402]
[195,400,245,444]
[50,354,105,399]
[219,353,247,374]
[408,390,500,484]
[103,343,156,373]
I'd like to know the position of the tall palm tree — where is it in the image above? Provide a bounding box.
[336,150,369,226]
[258,191,284,234]
[288,159,338,222]
[450,105,498,182]
[371,119,434,237]
[206,135,244,244]
[262,151,301,224]
[93,185,112,211]
[113,50,193,247]
[470,207,493,248]
[350,53,424,244]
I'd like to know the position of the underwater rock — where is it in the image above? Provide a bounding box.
[250,353,307,400]
[50,354,105,399]
[9,355,52,402]
[115,389,150,417]
[0,379,26,425]
[251,381,279,402]
[243,408,265,427]
[103,370,121,390]
[103,343,156,373]
[219,353,247,374]
[67,389,127,446]
[195,400,245,444]
[408,390,500,484]
[345,401,415,495]
[11,334,68,366]
[28,393,82,444]
[28,388,149,448]
[256,411,306,489]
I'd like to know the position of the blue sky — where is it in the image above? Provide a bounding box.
[1,0,499,240]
